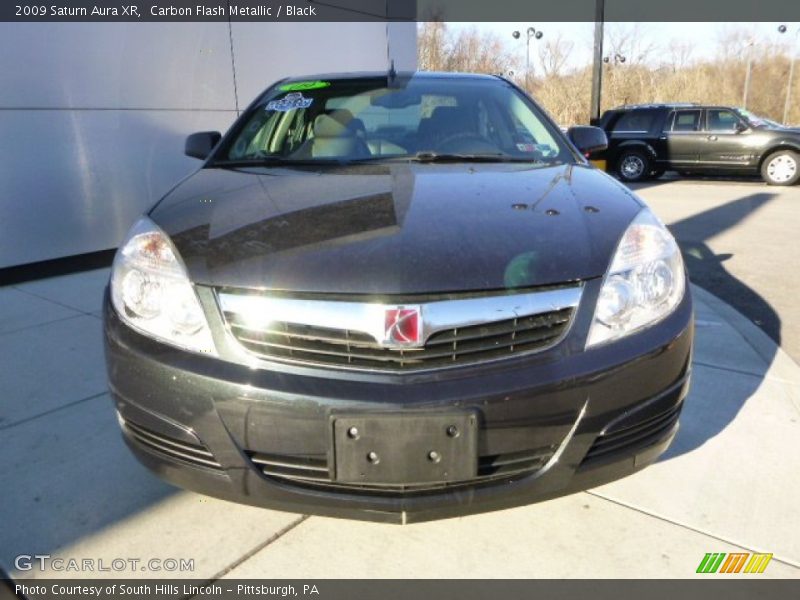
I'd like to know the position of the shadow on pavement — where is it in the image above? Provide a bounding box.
[0,397,177,569]
[670,192,780,346]
[657,193,781,459]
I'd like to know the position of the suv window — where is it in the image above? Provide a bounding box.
[706,109,742,132]
[612,110,658,133]
[670,110,702,132]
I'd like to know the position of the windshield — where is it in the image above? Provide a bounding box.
[216,76,573,165]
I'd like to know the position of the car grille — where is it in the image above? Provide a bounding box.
[245,445,556,496]
[223,306,573,371]
[583,402,683,462]
[121,417,222,471]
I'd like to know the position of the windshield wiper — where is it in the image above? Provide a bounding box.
[211,154,549,168]
[409,152,544,164]
[210,157,350,168]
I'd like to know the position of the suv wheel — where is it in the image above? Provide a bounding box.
[761,150,800,186]
[617,150,650,182]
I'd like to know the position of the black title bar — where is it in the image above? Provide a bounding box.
[5,579,800,600]
[2,0,800,22]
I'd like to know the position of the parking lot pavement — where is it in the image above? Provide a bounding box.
[632,179,800,363]
[1,252,799,579]
[0,394,302,580]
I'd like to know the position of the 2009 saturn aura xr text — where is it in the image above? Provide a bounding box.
[103,72,694,523]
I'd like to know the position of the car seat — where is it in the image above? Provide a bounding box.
[307,111,371,159]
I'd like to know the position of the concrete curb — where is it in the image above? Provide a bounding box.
[691,283,800,412]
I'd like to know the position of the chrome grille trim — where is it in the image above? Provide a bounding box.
[218,285,582,371]
[219,286,581,345]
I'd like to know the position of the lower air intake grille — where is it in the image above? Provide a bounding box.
[583,402,682,462]
[224,307,573,371]
[122,418,222,471]
[246,445,556,496]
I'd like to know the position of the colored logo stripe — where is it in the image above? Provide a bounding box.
[720,553,749,573]
[744,553,773,573]
[697,552,772,574]
[697,553,725,573]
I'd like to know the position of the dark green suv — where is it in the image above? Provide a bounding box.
[594,103,800,186]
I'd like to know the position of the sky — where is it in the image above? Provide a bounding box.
[447,22,800,72]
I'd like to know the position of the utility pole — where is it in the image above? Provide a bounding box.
[589,0,605,124]
[785,44,798,124]
[742,40,755,108]
[779,25,800,125]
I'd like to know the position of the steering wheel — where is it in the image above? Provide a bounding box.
[435,132,499,154]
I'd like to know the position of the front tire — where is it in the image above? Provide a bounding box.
[761,150,800,186]
[617,150,651,182]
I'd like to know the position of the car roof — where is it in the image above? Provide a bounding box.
[610,103,699,111]
[609,103,752,111]
[280,71,501,83]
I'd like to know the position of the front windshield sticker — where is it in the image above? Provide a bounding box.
[279,81,331,92]
[517,142,557,156]
[266,92,313,112]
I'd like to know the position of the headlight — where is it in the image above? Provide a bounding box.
[111,217,216,355]
[586,209,686,348]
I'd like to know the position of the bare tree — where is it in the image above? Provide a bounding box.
[418,23,800,126]
[605,23,658,66]
[537,34,574,78]
[418,23,518,76]
[666,39,695,72]
[418,22,447,71]
[715,26,753,62]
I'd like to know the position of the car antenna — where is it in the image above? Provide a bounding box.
[388,59,397,84]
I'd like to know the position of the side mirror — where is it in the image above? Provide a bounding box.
[185,131,221,160]
[567,125,608,155]
[735,122,749,133]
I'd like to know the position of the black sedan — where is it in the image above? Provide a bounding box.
[103,72,693,523]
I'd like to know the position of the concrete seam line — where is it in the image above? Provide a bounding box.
[585,491,800,570]
[0,391,107,431]
[200,515,311,587]
[0,312,86,337]
[691,358,799,384]
[691,284,800,415]
[690,285,773,365]
[11,285,100,318]
[691,284,800,371]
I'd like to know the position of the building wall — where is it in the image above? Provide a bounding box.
[0,22,417,268]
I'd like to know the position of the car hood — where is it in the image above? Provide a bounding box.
[759,124,800,135]
[151,162,643,295]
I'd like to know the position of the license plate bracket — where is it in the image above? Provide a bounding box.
[333,412,478,485]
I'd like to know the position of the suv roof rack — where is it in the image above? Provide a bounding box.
[615,102,699,110]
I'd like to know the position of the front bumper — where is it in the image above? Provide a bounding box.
[103,283,693,523]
